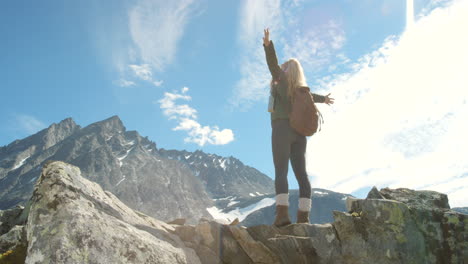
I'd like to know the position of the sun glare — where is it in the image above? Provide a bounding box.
[406,0,414,29]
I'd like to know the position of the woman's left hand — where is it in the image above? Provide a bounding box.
[324,93,335,105]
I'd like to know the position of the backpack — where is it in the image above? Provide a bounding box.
[289,86,323,137]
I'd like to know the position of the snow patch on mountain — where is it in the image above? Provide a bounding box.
[314,190,329,195]
[213,196,236,201]
[220,159,227,171]
[116,175,126,186]
[227,200,240,207]
[29,176,38,184]
[124,140,135,146]
[117,148,133,167]
[206,197,275,222]
[12,156,30,170]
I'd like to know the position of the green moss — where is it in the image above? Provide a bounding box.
[446,215,460,225]
[386,203,405,225]
[396,233,407,243]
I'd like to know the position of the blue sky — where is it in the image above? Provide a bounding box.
[1,0,467,206]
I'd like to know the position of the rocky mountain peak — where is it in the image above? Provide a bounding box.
[41,117,80,150]
[54,117,77,128]
[80,115,126,136]
[0,117,80,182]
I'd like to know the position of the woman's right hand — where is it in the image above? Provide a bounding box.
[324,93,335,105]
[263,28,270,46]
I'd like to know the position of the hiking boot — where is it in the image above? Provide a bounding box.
[297,210,310,224]
[273,205,291,227]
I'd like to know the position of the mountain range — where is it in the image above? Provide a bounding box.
[0,116,351,224]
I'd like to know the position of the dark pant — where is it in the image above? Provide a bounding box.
[271,119,311,198]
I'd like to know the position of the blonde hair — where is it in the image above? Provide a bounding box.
[282,58,307,100]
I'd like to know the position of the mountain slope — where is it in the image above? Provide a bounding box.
[452,207,468,214]
[0,118,80,208]
[158,149,275,199]
[0,116,212,222]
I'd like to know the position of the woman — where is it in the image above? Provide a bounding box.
[263,28,334,227]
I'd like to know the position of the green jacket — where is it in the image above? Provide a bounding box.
[263,40,326,121]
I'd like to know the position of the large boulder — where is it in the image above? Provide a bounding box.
[25,161,200,264]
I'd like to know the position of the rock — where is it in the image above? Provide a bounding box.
[228,226,280,264]
[0,225,27,252]
[0,206,26,236]
[379,187,450,210]
[344,191,467,263]
[168,218,187,225]
[172,220,253,264]
[25,161,200,264]
[229,218,240,226]
[0,225,28,264]
[366,186,386,199]
[334,199,427,263]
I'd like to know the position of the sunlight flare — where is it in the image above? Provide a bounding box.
[406,0,414,29]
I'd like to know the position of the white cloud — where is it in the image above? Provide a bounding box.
[232,0,346,110]
[158,87,235,146]
[129,64,152,81]
[115,79,136,87]
[282,20,346,71]
[307,0,468,207]
[113,0,197,88]
[153,80,164,87]
[15,114,47,135]
[129,0,196,71]
[127,64,164,87]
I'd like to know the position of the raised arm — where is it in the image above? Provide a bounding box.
[263,28,282,80]
[312,93,335,105]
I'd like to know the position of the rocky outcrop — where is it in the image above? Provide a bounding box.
[171,187,467,263]
[0,162,466,263]
[24,161,200,264]
[0,206,29,263]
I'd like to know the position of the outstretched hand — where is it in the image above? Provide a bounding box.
[325,93,335,105]
[263,28,270,46]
